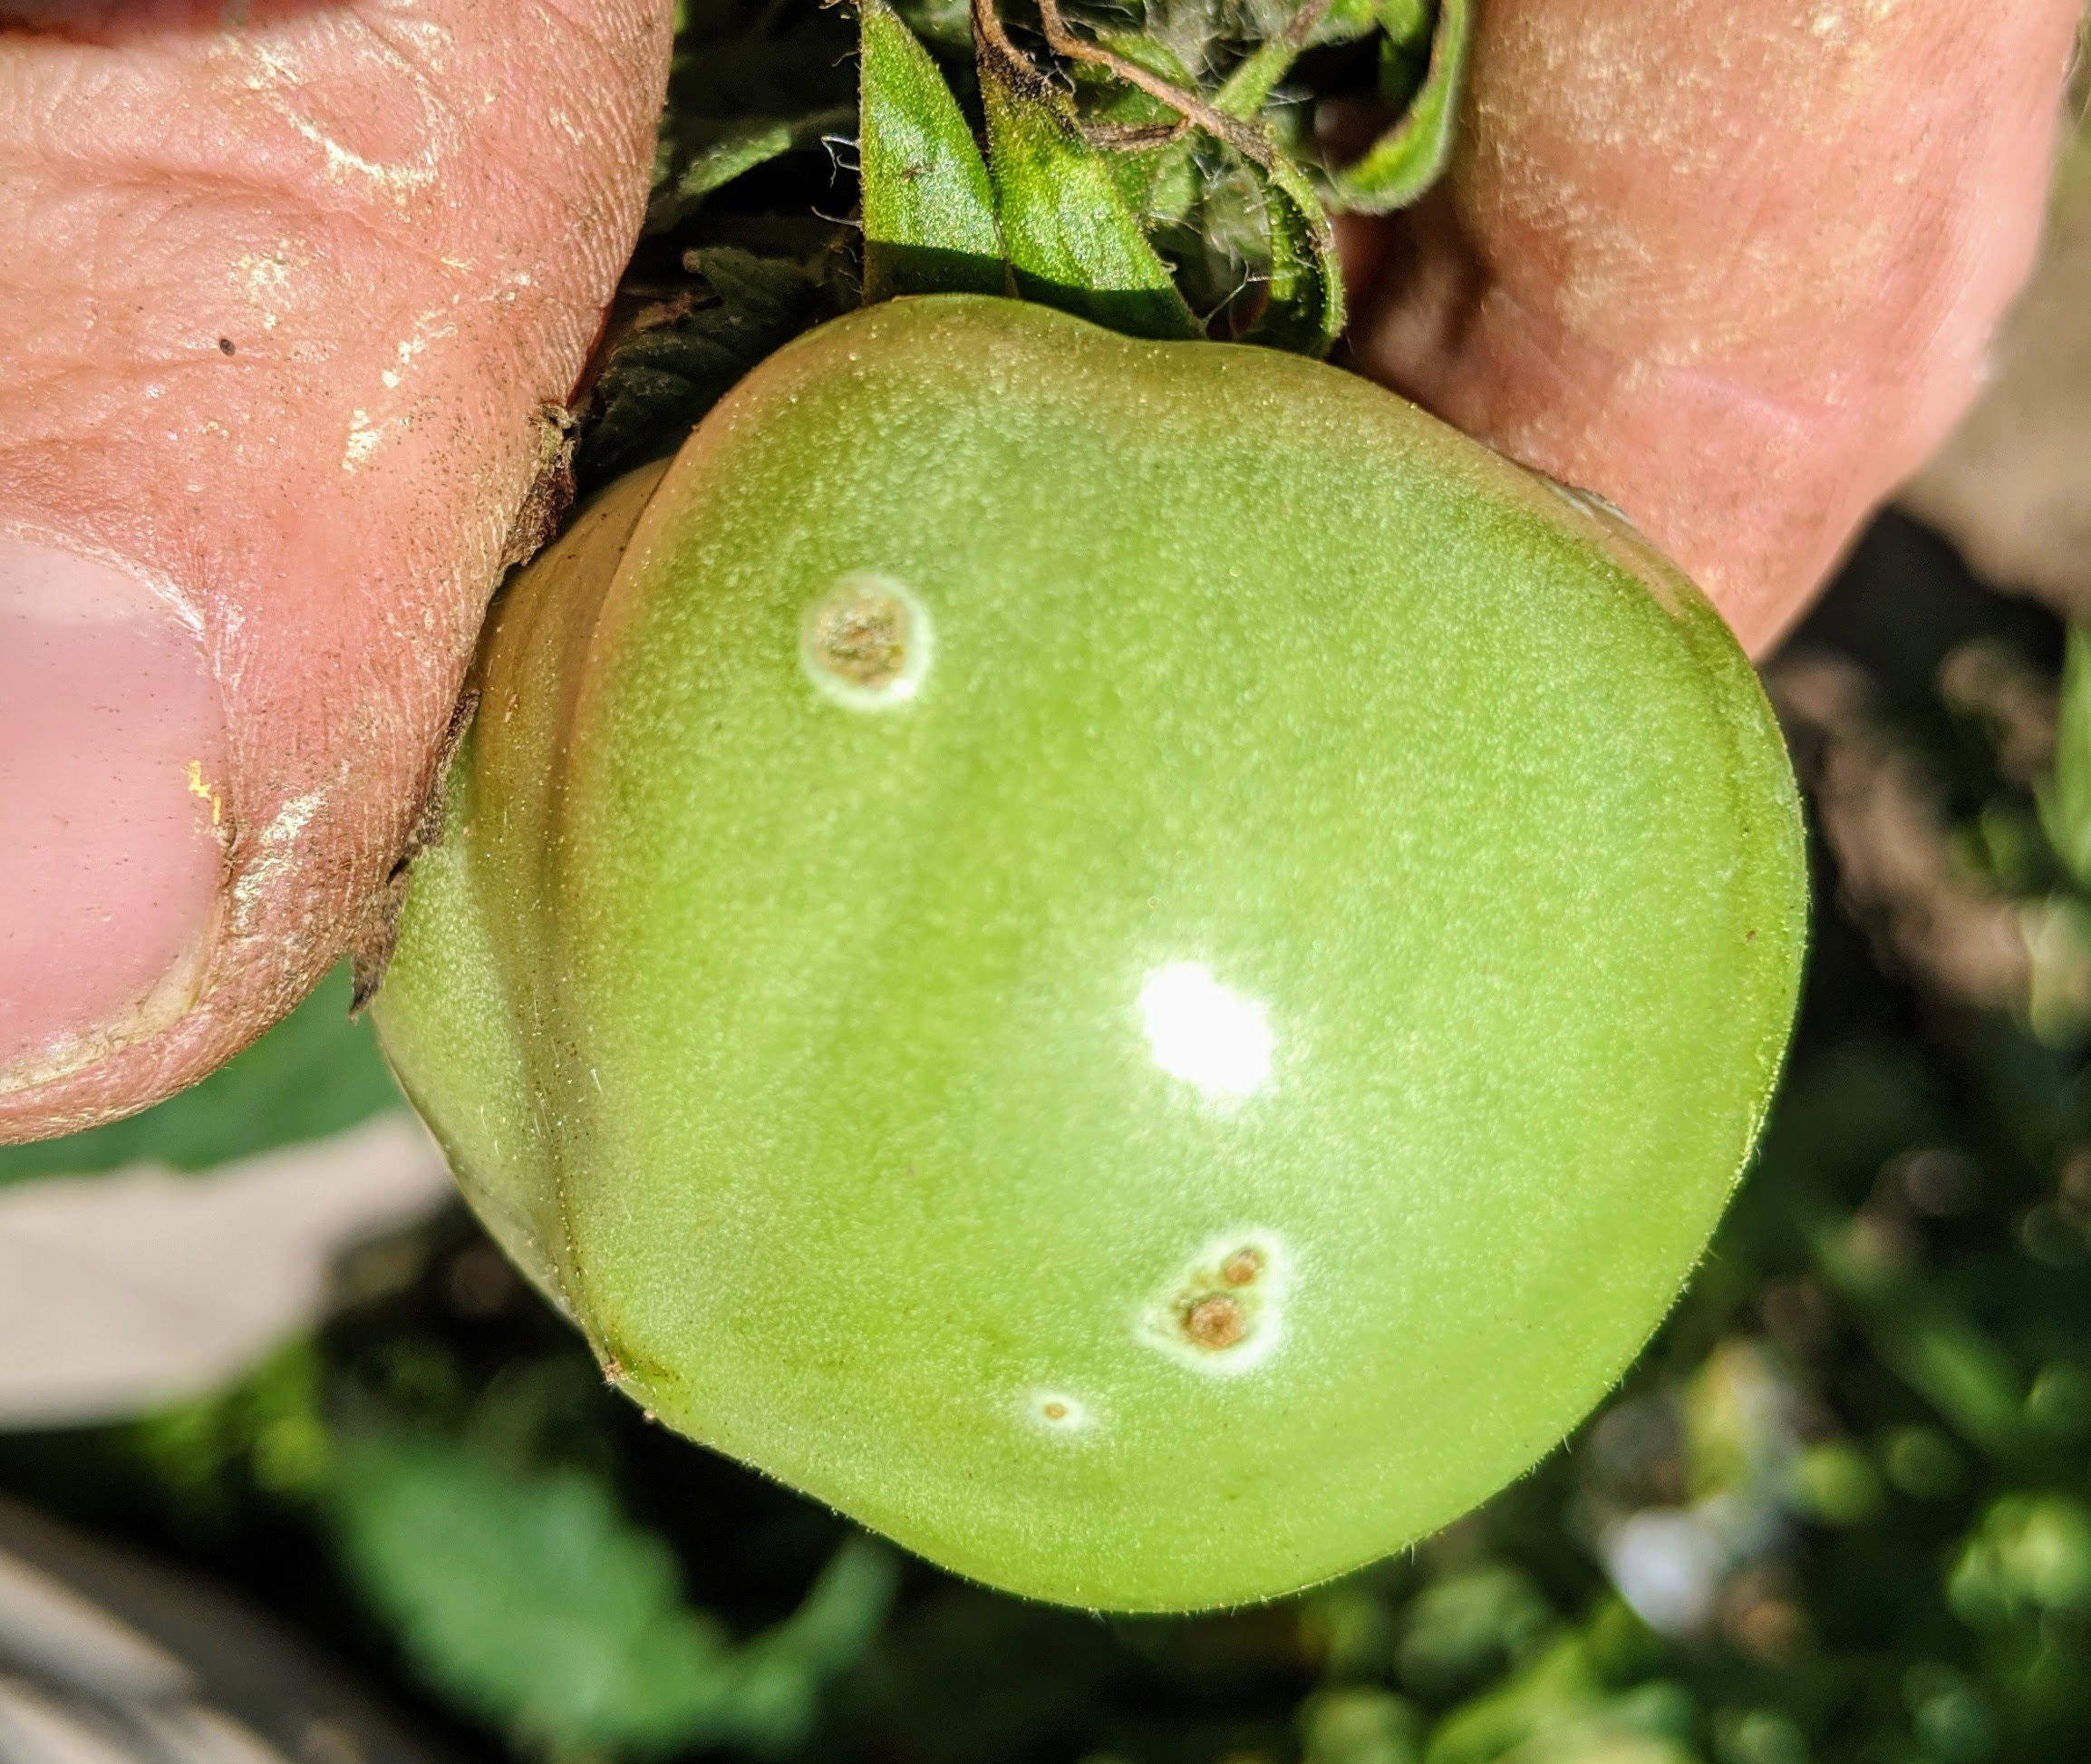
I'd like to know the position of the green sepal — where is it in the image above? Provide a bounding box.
[973,0,1203,340]
[1379,0,1434,37]
[1077,28,1195,101]
[1324,0,1471,215]
[1071,31,1196,220]
[1324,0,1391,44]
[1213,42,1286,121]
[1214,0,1381,121]
[1377,0,1435,112]
[859,0,1010,302]
[1239,153,1345,357]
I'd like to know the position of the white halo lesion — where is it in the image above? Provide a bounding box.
[799,571,934,710]
[1023,1389,1092,1435]
[1137,1227,1291,1376]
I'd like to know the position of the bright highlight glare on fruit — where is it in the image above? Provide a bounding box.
[1138,963,1273,1100]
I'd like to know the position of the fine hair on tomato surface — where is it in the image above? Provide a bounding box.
[373,295,1806,1612]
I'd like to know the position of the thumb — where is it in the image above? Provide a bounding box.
[0,0,673,1139]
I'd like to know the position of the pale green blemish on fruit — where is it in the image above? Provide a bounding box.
[799,570,934,708]
[1138,962,1273,1100]
[1140,1230,1290,1375]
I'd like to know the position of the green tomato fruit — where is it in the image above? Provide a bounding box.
[373,294,1805,1612]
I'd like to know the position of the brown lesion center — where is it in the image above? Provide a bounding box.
[1141,1231,1285,1370]
[1181,1293,1247,1352]
[810,586,911,688]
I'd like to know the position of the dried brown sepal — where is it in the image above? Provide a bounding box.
[499,404,580,573]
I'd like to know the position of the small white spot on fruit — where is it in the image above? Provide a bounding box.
[1138,963,1273,1100]
[800,571,932,710]
[1025,1390,1089,1434]
[1138,1229,1289,1375]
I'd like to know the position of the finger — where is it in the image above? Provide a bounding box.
[1345,0,2085,654]
[0,0,673,1139]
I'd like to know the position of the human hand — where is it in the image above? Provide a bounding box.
[0,0,2077,1142]
[0,0,673,1139]
[1342,0,2085,655]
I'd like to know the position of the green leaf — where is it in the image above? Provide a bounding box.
[573,248,837,492]
[332,1436,896,1758]
[973,0,1202,340]
[859,0,1009,302]
[702,1536,901,1744]
[655,109,851,233]
[1948,1493,2091,1626]
[1423,1635,1697,1764]
[682,119,802,201]
[654,0,857,228]
[2040,625,2091,888]
[0,965,399,1187]
[1239,152,1345,355]
[1324,0,1471,215]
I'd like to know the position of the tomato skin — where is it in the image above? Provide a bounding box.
[373,295,1805,1611]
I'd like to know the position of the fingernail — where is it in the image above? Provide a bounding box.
[1,538,227,1091]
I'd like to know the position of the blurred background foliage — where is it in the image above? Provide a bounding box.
[5,4,2091,1763]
